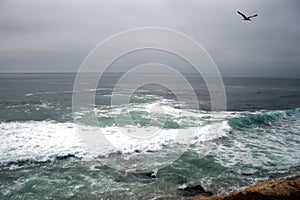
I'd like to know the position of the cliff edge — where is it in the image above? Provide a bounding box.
[188,178,300,200]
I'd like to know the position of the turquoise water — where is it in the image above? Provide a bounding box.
[0,73,300,199]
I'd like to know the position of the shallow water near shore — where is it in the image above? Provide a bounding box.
[0,73,300,199]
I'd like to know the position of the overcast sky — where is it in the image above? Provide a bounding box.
[0,0,299,77]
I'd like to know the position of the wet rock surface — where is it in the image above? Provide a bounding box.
[178,184,213,197]
[188,178,300,200]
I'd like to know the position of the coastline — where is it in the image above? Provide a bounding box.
[188,178,300,200]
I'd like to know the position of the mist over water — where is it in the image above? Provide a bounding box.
[0,73,300,199]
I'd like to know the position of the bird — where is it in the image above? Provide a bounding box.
[237,11,258,21]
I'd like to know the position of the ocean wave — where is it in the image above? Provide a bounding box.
[1,107,299,167]
[0,121,88,166]
[24,88,114,97]
[228,108,300,129]
[0,100,43,107]
[193,121,232,142]
[25,90,73,96]
[212,109,300,173]
[3,154,79,167]
[0,119,231,166]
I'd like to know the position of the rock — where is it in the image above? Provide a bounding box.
[129,170,157,179]
[178,184,213,197]
[142,170,157,178]
[188,178,300,200]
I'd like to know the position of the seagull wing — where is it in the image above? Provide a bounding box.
[248,14,258,19]
[237,11,247,19]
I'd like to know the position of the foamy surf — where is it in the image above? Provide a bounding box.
[0,121,87,166]
[0,119,232,166]
[1,107,299,168]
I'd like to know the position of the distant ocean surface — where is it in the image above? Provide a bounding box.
[0,73,300,199]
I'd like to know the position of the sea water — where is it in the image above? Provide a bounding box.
[0,73,299,199]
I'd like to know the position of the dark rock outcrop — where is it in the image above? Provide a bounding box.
[178,184,213,197]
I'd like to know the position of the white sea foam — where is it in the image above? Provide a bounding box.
[24,90,74,97]
[0,119,232,165]
[0,121,87,165]
[193,121,232,142]
[0,99,254,166]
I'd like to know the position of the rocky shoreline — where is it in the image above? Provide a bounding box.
[188,178,300,200]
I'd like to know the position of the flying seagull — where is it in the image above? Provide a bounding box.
[237,11,258,21]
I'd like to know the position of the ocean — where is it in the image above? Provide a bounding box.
[0,73,299,199]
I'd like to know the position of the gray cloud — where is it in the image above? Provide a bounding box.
[0,0,299,77]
